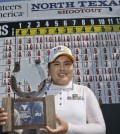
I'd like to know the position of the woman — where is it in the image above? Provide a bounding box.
[0,45,106,134]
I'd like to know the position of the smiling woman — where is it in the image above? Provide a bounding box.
[0,45,106,134]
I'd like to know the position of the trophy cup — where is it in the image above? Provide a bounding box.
[2,59,56,132]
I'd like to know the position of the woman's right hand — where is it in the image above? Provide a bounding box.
[0,108,8,126]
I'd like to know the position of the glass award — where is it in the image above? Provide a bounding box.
[2,59,56,132]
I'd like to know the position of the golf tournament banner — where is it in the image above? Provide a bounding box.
[0,0,120,105]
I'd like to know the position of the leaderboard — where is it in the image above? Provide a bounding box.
[0,17,120,105]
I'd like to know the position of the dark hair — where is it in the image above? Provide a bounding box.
[48,62,51,69]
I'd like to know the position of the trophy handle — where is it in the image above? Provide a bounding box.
[10,75,46,98]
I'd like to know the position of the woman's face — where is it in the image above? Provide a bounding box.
[48,55,74,85]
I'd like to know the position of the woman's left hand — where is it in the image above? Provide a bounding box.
[40,115,68,134]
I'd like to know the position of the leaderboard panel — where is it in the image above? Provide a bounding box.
[0,17,120,105]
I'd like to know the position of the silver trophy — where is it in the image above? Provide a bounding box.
[2,59,56,132]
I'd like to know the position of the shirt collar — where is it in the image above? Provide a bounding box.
[49,80,73,91]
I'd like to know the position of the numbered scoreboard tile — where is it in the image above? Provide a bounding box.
[90,40,100,47]
[114,88,120,101]
[4,58,14,66]
[108,40,119,47]
[83,61,93,68]
[5,64,14,72]
[24,36,34,44]
[72,48,82,55]
[95,88,106,98]
[4,44,13,52]
[109,46,119,54]
[112,66,120,75]
[74,54,80,62]
[101,60,112,67]
[25,43,34,50]
[53,34,62,42]
[16,37,25,44]
[62,34,71,42]
[99,33,109,41]
[71,34,81,42]
[15,43,24,51]
[45,42,54,49]
[93,75,104,82]
[35,43,45,50]
[91,54,102,61]
[103,74,114,81]
[44,35,53,42]
[108,32,117,40]
[92,60,102,68]
[7,92,14,98]
[2,71,11,80]
[34,49,42,57]
[74,68,81,76]
[15,50,24,59]
[112,60,120,67]
[83,68,93,75]
[41,49,47,56]
[102,67,113,74]
[5,37,15,44]
[82,47,92,55]
[82,54,92,62]
[94,82,105,90]
[73,62,80,69]
[102,53,111,61]
[104,81,115,89]
[6,85,14,93]
[113,81,120,90]
[96,96,106,104]
[101,47,110,54]
[83,75,93,82]
[53,42,62,47]
[99,40,110,47]
[80,33,90,41]
[92,67,103,75]
[90,33,99,41]
[85,82,95,90]
[91,47,101,55]
[72,41,81,48]
[2,78,11,86]
[38,57,46,64]
[104,88,116,99]
[73,75,82,83]
[25,50,34,58]
[62,42,72,48]
[34,35,44,43]
[111,53,120,60]
[3,51,14,59]
[105,95,116,104]
[80,41,90,47]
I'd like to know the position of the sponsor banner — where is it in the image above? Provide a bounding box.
[0,0,120,22]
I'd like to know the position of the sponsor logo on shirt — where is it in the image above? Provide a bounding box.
[67,94,84,100]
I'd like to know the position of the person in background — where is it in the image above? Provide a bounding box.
[0,45,106,134]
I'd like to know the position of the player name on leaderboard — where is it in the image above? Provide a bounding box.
[0,17,120,104]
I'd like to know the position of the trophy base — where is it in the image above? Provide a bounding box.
[2,95,56,132]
